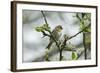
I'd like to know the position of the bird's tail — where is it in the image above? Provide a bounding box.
[46,42,52,49]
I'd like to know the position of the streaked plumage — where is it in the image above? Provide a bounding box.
[46,25,63,49]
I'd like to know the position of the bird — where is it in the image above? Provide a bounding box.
[46,25,63,49]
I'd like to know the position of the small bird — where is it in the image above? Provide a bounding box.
[46,25,63,49]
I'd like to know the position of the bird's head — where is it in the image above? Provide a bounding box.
[55,25,63,32]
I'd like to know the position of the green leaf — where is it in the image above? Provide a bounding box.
[80,22,84,30]
[43,24,48,27]
[84,28,91,32]
[35,27,44,32]
[43,24,51,31]
[72,52,78,60]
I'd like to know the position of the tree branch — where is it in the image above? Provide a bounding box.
[42,31,50,37]
[68,24,90,41]
[32,47,76,62]
[59,35,67,60]
[83,33,87,59]
[41,11,60,50]
[41,11,48,24]
[41,11,61,61]
[40,11,90,61]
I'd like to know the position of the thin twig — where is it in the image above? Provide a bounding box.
[42,31,50,37]
[68,24,90,41]
[77,50,84,59]
[41,11,48,24]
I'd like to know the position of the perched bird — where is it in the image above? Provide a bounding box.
[46,25,63,49]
